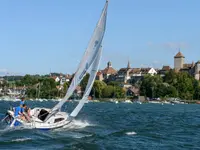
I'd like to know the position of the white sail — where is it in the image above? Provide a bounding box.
[48,0,109,117]
[70,46,102,117]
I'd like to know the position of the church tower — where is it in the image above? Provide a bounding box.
[174,51,185,71]
[127,60,131,69]
[107,61,112,68]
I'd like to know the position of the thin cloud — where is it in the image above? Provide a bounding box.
[0,69,8,73]
[163,42,189,49]
[0,69,24,76]
[147,41,189,51]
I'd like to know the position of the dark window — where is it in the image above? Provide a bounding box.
[54,118,64,123]
[38,109,49,121]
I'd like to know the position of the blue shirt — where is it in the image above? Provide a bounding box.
[14,106,24,117]
[20,100,24,105]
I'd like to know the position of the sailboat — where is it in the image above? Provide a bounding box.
[4,0,109,130]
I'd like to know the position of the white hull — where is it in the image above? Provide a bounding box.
[7,108,72,130]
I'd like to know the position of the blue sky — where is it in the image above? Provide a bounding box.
[0,0,200,75]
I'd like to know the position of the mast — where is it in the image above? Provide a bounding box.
[45,0,109,120]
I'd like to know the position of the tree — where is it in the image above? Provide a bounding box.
[80,74,90,92]
[102,85,114,98]
[175,72,194,100]
[164,70,178,86]
[155,83,178,98]
[114,86,125,98]
[107,81,121,87]
[21,74,39,86]
[36,78,58,99]
[193,80,200,100]
[165,85,178,98]
[93,80,107,98]
[140,75,163,98]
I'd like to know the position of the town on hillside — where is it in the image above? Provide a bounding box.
[0,51,200,103]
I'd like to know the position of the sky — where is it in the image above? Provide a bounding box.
[0,0,200,75]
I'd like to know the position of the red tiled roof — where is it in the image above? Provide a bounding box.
[162,66,171,71]
[174,52,185,58]
[129,68,141,74]
[141,68,151,73]
[102,67,117,75]
[96,71,103,76]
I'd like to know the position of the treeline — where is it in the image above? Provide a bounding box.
[3,74,126,99]
[3,75,24,81]
[2,70,200,100]
[15,75,65,99]
[140,70,200,100]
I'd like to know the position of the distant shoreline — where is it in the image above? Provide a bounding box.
[0,96,200,104]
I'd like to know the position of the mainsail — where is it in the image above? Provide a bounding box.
[48,0,109,116]
[70,46,102,117]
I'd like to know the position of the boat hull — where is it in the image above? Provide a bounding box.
[6,107,72,130]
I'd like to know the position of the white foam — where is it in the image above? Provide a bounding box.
[11,137,31,142]
[0,126,26,135]
[126,131,137,135]
[72,133,92,139]
[62,120,94,130]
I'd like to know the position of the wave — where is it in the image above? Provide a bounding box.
[125,131,137,135]
[11,137,32,142]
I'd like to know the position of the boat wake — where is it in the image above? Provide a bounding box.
[62,119,94,130]
[0,125,30,136]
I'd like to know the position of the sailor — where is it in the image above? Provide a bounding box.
[14,104,25,119]
[24,104,31,117]
[23,104,31,122]
[20,96,25,106]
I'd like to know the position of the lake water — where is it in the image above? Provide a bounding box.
[0,100,200,150]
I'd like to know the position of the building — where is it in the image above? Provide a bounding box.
[158,66,171,77]
[51,76,60,82]
[116,61,132,83]
[194,61,200,80]
[65,74,72,82]
[141,68,157,76]
[173,51,200,80]
[126,86,140,97]
[174,51,185,71]
[96,71,104,81]
[116,61,157,83]
[60,77,66,85]
[101,61,117,81]
[50,73,72,85]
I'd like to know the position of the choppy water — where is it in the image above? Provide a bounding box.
[0,100,200,150]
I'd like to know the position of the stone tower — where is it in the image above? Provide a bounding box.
[174,51,185,71]
[195,61,200,80]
